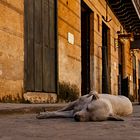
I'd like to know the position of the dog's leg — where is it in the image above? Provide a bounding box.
[36,100,78,119]
[36,110,74,119]
[57,100,77,112]
[107,114,124,121]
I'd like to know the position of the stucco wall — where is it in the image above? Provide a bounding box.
[0,0,24,101]
[83,0,139,96]
[58,0,81,92]
[82,0,121,94]
[0,0,139,102]
[58,0,139,97]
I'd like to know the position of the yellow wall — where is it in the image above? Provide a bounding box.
[58,0,81,92]
[82,0,120,94]
[0,0,139,102]
[0,0,24,101]
[82,0,140,98]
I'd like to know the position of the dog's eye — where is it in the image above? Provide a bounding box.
[86,107,89,111]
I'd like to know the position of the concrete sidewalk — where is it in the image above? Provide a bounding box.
[0,105,140,140]
[0,103,66,115]
[0,102,139,115]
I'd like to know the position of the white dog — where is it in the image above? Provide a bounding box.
[36,91,133,121]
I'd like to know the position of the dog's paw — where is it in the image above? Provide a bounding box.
[107,114,124,121]
[36,111,48,119]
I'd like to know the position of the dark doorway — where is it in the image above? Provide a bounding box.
[102,22,110,94]
[121,77,129,97]
[118,42,129,96]
[118,41,130,97]
[24,0,57,93]
[118,41,123,95]
[81,1,92,95]
[132,55,137,99]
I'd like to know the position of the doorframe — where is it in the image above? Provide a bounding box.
[55,0,59,95]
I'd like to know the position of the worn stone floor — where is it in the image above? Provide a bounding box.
[0,105,140,140]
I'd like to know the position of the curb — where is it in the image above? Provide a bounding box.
[0,104,66,115]
[0,103,139,115]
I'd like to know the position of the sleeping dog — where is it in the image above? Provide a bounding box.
[36,91,133,121]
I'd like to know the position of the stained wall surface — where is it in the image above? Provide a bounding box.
[0,0,24,101]
[0,0,139,102]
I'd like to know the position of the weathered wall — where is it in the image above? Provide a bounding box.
[83,0,140,98]
[0,0,139,102]
[58,0,140,98]
[58,0,81,93]
[0,0,24,102]
[83,0,121,94]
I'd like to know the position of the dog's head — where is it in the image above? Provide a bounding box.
[74,93,101,122]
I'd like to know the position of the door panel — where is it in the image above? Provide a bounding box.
[24,0,34,91]
[34,0,43,91]
[102,22,110,94]
[24,0,57,93]
[81,1,91,95]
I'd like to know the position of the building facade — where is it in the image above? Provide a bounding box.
[0,0,140,103]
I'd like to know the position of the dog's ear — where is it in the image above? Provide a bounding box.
[89,90,98,95]
[91,93,99,101]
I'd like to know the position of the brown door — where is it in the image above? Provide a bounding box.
[24,0,57,93]
[102,22,110,94]
[81,1,92,95]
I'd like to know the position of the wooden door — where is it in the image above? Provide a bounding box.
[24,0,57,93]
[102,22,110,94]
[81,1,91,95]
